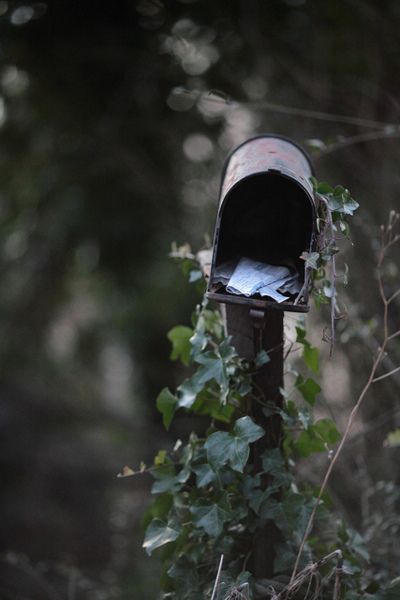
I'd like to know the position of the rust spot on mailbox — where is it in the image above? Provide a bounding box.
[207,135,317,313]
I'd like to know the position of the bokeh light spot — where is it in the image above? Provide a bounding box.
[166,87,196,111]
[1,66,30,95]
[183,133,214,162]
[10,5,34,25]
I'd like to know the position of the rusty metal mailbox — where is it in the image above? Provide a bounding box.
[206,135,317,313]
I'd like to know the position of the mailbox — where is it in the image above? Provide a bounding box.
[207,135,317,313]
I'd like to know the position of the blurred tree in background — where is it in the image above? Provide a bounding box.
[0,0,400,598]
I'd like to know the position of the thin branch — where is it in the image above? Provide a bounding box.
[388,287,400,304]
[387,329,400,342]
[372,365,400,383]
[317,129,400,157]
[272,550,342,600]
[177,87,397,129]
[250,101,393,130]
[284,340,296,361]
[289,213,400,585]
[210,554,224,600]
[332,554,343,600]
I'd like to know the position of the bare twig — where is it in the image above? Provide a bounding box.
[332,553,343,600]
[318,128,400,157]
[289,211,400,585]
[294,268,311,305]
[372,365,400,383]
[388,287,400,304]
[387,329,400,342]
[191,88,396,130]
[272,550,342,600]
[211,554,224,600]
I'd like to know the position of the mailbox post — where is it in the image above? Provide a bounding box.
[207,135,316,578]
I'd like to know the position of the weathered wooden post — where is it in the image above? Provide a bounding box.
[205,135,317,578]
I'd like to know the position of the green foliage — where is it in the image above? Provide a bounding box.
[167,326,193,366]
[144,298,347,598]
[156,388,177,430]
[306,177,359,314]
[143,182,397,598]
[296,322,320,373]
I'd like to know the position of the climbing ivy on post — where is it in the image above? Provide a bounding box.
[120,182,400,599]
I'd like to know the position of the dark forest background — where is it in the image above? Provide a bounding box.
[1,1,400,598]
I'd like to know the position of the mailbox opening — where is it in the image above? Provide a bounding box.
[207,172,316,312]
[216,172,314,269]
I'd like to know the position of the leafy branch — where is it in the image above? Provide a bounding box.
[301,178,359,355]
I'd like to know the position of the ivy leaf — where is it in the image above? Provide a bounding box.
[167,325,193,366]
[156,387,177,430]
[205,418,263,473]
[326,190,359,216]
[177,377,201,410]
[228,437,250,472]
[300,251,320,270]
[298,408,312,430]
[258,498,283,521]
[190,503,229,537]
[154,450,167,466]
[255,349,270,367]
[193,463,216,487]
[296,325,307,344]
[314,418,341,443]
[340,221,350,236]
[151,465,190,494]
[234,416,265,443]
[281,491,314,536]
[295,419,340,457]
[117,465,135,478]
[189,328,208,358]
[249,488,274,515]
[192,389,234,423]
[195,352,227,387]
[303,344,319,373]
[323,282,335,298]
[237,378,253,397]
[188,269,202,283]
[296,376,321,405]
[326,195,345,212]
[316,181,333,194]
[295,430,325,456]
[261,448,285,474]
[205,431,232,470]
[143,518,180,555]
[342,196,359,216]
[149,494,173,520]
[261,448,290,487]
[218,337,237,360]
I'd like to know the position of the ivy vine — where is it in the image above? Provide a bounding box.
[120,179,400,600]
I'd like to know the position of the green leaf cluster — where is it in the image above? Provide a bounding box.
[157,302,252,430]
[306,177,359,311]
[145,296,351,598]
[141,186,397,599]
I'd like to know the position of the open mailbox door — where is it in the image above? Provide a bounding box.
[207,135,317,313]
